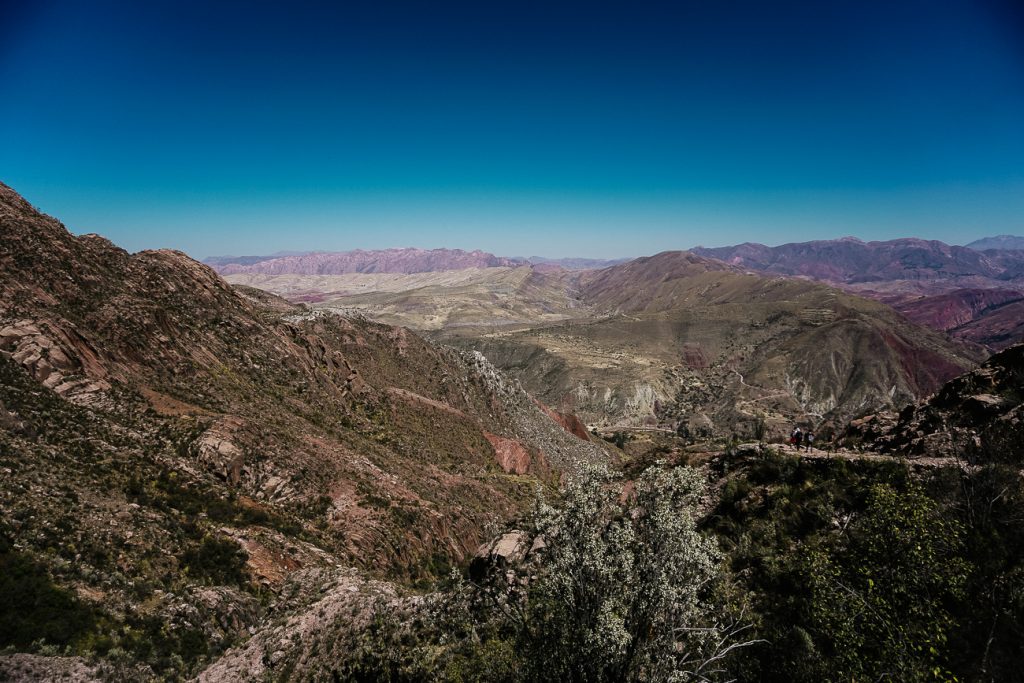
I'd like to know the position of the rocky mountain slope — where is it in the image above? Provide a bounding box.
[843,342,1024,464]
[946,298,1024,351]
[0,182,608,678]
[210,248,522,275]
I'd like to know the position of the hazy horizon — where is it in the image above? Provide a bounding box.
[198,231,1024,264]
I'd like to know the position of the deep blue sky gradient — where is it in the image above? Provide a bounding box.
[2,0,1023,258]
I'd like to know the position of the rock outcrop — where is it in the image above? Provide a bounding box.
[484,433,536,474]
[842,343,1024,463]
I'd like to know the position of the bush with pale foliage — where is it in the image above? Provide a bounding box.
[515,463,753,682]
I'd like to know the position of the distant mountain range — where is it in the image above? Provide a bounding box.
[239,246,981,435]
[203,251,310,268]
[691,237,1024,289]
[209,248,521,275]
[212,237,1024,354]
[692,237,1024,350]
[206,249,627,275]
[521,256,631,270]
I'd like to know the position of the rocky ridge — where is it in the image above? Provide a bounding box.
[842,342,1024,463]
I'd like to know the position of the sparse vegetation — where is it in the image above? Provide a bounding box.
[180,536,250,587]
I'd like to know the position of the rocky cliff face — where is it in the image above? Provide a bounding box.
[210,248,523,275]
[842,343,1024,464]
[0,182,607,678]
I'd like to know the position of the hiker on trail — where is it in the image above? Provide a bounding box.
[805,431,814,451]
[791,426,802,446]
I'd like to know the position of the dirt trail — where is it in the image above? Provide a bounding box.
[774,442,969,469]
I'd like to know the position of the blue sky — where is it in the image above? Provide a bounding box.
[2,0,1023,258]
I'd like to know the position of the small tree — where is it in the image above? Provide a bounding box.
[518,464,753,682]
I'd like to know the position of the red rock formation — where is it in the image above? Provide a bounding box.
[484,432,534,474]
[533,399,591,441]
[890,289,1024,350]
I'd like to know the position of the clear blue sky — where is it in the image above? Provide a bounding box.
[3,0,1023,258]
